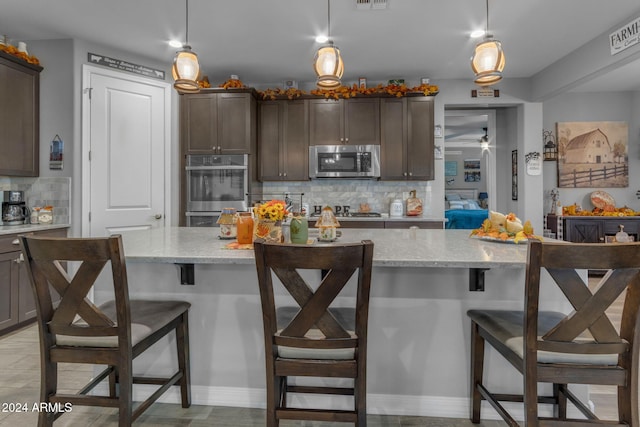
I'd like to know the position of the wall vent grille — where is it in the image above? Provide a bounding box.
[356,0,389,10]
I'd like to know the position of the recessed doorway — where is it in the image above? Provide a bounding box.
[444,109,497,212]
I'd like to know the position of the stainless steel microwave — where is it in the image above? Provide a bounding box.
[309,145,380,178]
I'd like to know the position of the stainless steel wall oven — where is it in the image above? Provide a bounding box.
[185,154,249,227]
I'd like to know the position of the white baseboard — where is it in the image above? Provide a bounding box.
[112,385,585,421]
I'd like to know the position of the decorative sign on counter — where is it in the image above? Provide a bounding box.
[88,53,165,80]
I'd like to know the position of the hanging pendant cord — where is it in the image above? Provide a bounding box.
[327,0,331,39]
[185,0,190,45]
[485,0,489,35]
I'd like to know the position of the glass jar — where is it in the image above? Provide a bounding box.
[30,207,40,224]
[38,207,53,224]
[290,216,308,244]
[236,212,254,244]
[216,208,237,239]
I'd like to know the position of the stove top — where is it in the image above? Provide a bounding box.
[309,212,382,218]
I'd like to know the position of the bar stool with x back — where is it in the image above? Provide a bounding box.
[467,239,640,425]
[254,239,374,426]
[20,234,191,426]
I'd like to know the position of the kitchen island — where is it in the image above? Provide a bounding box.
[101,227,572,420]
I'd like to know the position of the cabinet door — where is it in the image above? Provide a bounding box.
[385,221,443,229]
[380,98,406,180]
[218,93,253,154]
[0,252,18,330]
[258,101,282,180]
[0,55,40,176]
[17,258,35,322]
[282,100,309,181]
[339,221,384,229]
[309,99,342,145]
[565,219,603,243]
[603,219,639,242]
[182,93,218,153]
[406,97,434,180]
[344,98,379,145]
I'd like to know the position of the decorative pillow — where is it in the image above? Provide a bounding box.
[446,193,462,201]
[448,200,466,209]
[465,200,481,210]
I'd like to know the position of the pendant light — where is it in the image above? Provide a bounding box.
[173,0,200,93]
[470,0,505,86]
[313,0,344,89]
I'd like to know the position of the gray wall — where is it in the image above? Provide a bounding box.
[542,91,638,214]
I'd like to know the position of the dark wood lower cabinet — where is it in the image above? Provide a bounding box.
[0,228,67,335]
[554,215,640,243]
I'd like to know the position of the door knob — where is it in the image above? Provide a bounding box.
[155,214,163,220]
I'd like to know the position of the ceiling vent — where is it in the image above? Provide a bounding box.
[356,0,389,10]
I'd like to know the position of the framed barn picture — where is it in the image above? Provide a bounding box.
[556,121,628,188]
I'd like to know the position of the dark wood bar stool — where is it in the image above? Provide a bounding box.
[254,239,374,427]
[20,234,191,427]
[467,240,640,426]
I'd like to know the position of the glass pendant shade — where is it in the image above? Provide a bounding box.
[172,45,200,93]
[313,41,344,89]
[471,38,505,86]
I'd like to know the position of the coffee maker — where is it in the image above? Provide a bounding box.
[2,191,29,225]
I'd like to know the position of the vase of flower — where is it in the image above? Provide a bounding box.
[254,218,283,243]
[253,200,288,243]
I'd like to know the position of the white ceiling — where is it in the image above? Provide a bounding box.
[1,0,640,91]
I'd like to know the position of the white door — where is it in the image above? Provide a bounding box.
[82,65,171,237]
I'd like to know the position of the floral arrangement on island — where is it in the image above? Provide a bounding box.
[253,200,289,242]
[254,200,289,221]
[470,211,541,243]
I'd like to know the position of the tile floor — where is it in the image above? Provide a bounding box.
[0,323,618,426]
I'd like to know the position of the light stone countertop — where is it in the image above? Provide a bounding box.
[0,223,70,236]
[119,226,531,269]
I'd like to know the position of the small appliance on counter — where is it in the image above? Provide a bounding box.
[389,199,403,217]
[1,191,29,225]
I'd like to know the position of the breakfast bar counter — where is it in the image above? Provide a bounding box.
[99,227,569,420]
[119,227,527,269]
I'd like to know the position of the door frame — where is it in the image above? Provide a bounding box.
[444,109,497,212]
[81,64,173,237]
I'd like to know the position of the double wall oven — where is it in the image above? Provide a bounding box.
[185,154,249,227]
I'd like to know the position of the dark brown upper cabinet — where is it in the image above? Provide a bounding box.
[180,89,256,155]
[258,100,309,181]
[308,98,380,146]
[0,51,42,177]
[380,97,434,181]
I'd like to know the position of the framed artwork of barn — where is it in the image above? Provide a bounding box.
[556,121,628,188]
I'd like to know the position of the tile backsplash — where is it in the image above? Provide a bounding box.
[0,177,71,224]
[261,180,435,216]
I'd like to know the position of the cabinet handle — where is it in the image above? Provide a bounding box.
[408,172,413,176]
[217,146,221,152]
[403,172,407,177]
[12,239,19,245]
[14,254,24,264]
[155,214,163,220]
[283,172,287,177]
[345,138,349,143]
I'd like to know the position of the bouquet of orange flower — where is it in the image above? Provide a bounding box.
[254,200,288,221]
